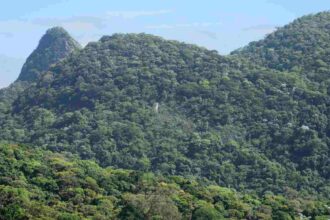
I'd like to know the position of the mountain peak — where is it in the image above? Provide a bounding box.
[16,27,81,82]
[46,26,68,34]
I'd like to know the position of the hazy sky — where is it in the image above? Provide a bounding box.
[1,0,330,88]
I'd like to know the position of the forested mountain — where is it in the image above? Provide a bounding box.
[0,12,330,219]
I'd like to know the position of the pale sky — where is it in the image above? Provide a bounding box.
[1,0,330,88]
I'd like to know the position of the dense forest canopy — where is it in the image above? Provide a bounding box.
[1,143,329,220]
[0,11,330,219]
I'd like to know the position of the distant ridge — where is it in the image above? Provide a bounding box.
[232,11,330,83]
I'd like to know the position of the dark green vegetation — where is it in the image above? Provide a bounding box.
[0,143,329,220]
[0,11,330,219]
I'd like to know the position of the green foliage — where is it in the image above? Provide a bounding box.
[0,143,328,219]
